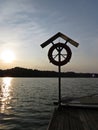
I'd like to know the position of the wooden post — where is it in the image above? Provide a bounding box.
[58,46,61,106]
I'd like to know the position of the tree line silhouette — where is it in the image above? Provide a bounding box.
[0,67,98,77]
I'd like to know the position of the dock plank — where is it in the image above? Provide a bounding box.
[47,107,98,130]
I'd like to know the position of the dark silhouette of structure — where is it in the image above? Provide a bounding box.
[40,32,79,106]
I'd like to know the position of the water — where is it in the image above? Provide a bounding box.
[0,78,98,130]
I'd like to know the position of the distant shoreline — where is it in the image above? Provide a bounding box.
[0,67,98,78]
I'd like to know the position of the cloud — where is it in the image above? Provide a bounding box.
[0,1,48,46]
[0,0,98,72]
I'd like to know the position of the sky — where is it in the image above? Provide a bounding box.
[0,0,98,73]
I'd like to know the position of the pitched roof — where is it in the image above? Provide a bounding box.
[41,32,79,48]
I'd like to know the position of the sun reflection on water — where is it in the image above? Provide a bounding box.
[0,77,12,113]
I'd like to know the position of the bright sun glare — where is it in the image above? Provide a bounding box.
[1,50,15,63]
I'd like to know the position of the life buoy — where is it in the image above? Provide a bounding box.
[48,43,72,66]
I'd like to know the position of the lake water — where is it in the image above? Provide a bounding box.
[0,78,98,130]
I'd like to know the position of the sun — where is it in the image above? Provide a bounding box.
[1,50,15,63]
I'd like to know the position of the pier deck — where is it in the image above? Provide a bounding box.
[47,106,98,130]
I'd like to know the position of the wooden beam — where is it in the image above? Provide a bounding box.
[40,32,79,48]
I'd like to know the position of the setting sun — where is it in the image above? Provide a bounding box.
[1,50,15,63]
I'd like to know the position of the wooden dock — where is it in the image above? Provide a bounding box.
[47,95,98,130]
[47,106,98,130]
